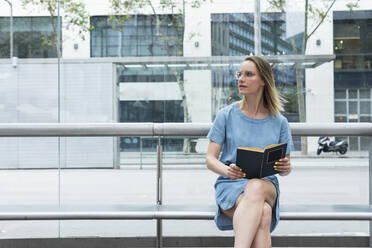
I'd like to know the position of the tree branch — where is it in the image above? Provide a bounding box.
[146,0,157,14]
[302,0,308,53]
[306,0,336,43]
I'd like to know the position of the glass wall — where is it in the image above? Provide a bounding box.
[0,0,371,244]
[91,15,183,57]
[334,10,372,151]
[91,14,185,152]
[211,12,300,149]
[0,16,60,58]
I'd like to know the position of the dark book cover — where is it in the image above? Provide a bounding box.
[236,143,287,179]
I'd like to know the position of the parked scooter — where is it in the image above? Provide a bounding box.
[317,136,348,155]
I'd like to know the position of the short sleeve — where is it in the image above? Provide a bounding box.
[279,117,295,154]
[207,109,226,145]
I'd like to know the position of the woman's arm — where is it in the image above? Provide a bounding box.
[206,141,244,180]
[274,154,292,176]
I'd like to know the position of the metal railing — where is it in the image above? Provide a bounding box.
[0,122,371,136]
[1,122,372,248]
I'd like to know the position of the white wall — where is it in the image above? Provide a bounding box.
[120,82,181,101]
[184,70,212,123]
[0,61,115,168]
[305,9,335,153]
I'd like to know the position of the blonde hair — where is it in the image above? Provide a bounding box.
[241,56,285,116]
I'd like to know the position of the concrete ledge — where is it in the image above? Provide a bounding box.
[0,236,368,247]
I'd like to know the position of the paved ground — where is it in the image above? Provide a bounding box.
[0,155,370,241]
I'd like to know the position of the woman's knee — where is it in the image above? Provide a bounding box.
[243,179,266,201]
[258,202,272,230]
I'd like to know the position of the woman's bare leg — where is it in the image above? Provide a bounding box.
[251,202,272,248]
[220,179,277,248]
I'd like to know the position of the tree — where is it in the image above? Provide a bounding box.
[20,0,90,54]
[267,0,360,154]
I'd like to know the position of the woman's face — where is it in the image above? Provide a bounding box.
[237,60,265,96]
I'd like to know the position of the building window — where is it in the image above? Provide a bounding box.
[334,16,372,70]
[119,100,184,151]
[0,17,60,58]
[91,15,185,151]
[211,13,296,57]
[90,15,183,57]
[210,13,298,135]
[334,88,371,150]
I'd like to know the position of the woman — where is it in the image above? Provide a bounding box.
[206,56,294,248]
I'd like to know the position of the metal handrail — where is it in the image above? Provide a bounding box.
[0,122,371,136]
[1,122,371,248]
[1,211,372,221]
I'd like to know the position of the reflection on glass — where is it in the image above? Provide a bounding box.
[211,13,300,56]
[349,136,358,150]
[335,101,346,114]
[0,17,60,58]
[349,89,358,99]
[335,89,346,99]
[119,100,184,152]
[334,16,372,70]
[334,115,346,122]
[348,101,358,114]
[360,89,371,99]
[360,101,370,114]
[91,15,183,57]
[360,116,371,122]
[360,136,371,151]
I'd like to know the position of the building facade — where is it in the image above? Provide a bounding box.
[0,0,372,168]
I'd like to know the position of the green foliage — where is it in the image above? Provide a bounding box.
[267,0,360,45]
[20,0,90,41]
[107,0,210,56]
[266,0,286,12]
[346,0,360,11]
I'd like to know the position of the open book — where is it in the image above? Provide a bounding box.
[236,143,287,179]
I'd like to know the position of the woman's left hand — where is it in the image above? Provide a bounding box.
[274,155,292,176]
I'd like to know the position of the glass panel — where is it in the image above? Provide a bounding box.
[349,136,359,150]
[361,136,371,151]
[360,116,371,122]
[360,101,370,114]
[335,115,347,122]
[90,15,183,57]
[360,89,370,99]
[335,89,346,99]
[335,101,346,114]
[3,0,371,240]
[349,89,357,99]
[0,17,59,58]
[348,101,358,115]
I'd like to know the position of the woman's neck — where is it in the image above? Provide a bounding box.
[239,94,267,118]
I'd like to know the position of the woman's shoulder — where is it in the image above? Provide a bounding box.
[216,102,239,116]
[270,112,289,123]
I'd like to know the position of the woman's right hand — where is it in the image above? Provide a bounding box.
[226,163,245,180]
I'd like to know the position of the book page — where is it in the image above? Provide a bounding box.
[238,147,264,153]
[264,143,284,150]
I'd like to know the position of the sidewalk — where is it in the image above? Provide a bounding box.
[0,161,369,240]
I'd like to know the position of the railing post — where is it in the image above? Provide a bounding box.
[369,145,372,248]
[140,137,143,170]
[156,136,163,248]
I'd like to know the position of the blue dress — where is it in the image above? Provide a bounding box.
[207,102,294,232]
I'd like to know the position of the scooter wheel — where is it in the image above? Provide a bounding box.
[317,148,322,155]
[339,149,347,155]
